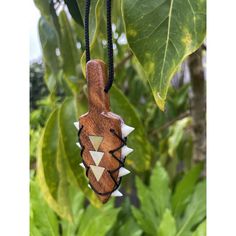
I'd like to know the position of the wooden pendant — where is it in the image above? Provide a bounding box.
[74,60,134,203]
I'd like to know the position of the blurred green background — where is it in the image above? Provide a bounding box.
[30,0,206,235]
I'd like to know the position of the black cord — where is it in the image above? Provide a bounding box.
[84,0,90,62]
[84,0,114,93]
[104,0,114,93]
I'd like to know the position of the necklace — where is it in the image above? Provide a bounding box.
[74,0,134,203]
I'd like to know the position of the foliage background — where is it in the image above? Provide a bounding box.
[30,0,206,235]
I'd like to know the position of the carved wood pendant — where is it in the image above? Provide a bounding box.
[74,60,134,203]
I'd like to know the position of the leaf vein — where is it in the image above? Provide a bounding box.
[159,0,175,93]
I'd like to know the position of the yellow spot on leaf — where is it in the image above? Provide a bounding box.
[155,92,165,111]
[128,29,137,37]
[182,30,192,48]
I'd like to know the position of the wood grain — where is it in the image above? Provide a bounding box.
[79,60,123,203]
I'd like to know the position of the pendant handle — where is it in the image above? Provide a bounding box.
[86,60,110,113]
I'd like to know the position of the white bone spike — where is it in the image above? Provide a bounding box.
[121,123,135,138]
[80,163,85,169]
[76,142,81,149]
[111,190,123,197]
[121,146,133,158]
[118,167,130,177]
[74,121,80,130]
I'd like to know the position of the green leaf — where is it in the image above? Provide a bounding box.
[59,97,101,207]
[65,0,84,27]
[122,0,206,110]
[192,220,206,236]
[172,163,203,217]
[58,10,80,92]
[150,162,171,217]
[158,209,176,236]
[132,177,159,235]
[37,109,72,221]
[77,203,120,236]
[61,187,85,236]
[38,17,60,92]
[168,117,192,158]
[30,179,59,236]
[34,0,51,17]
[110,86,152,172]
[106,199,142,236]
[115,217,142,236]
[176,180,206,236]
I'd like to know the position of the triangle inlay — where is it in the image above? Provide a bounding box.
[88,136,103,150]
[89,151,104,166]
[90,165,105,181]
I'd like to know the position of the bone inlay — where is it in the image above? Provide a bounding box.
[88,136,103,151]
[89,151,104,166]
[90,165,105,181]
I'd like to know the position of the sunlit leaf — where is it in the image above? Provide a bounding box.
[37,109,72,221]
[192,220,206,236]
[30,179,59,236]
[122,0,206,110]
[158,209,176,236]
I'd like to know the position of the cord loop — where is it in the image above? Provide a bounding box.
[84,0,114,93]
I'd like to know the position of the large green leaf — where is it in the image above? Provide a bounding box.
[122,0,206,110]
[172,163,203,217]
[176,180,206,236]
[158,209,176,236]
[59,97,101,206]
[37,109,72,221]
[58,10,80,93]
[38,17,60,92]
[30,179,58,236]
[150,162,171,217]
